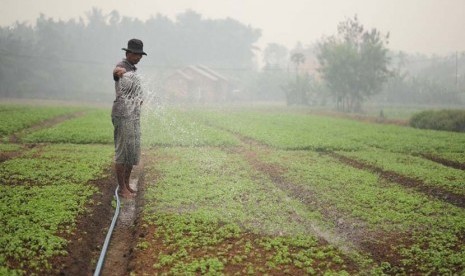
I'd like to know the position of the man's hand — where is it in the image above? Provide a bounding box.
[113,67,126,78]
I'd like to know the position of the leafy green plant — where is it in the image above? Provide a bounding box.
[0,184,96,272]
[0,104,82,137]
[338,148,465,195]
[0,143,113,273]
[24,109,113,144]
[0,144,113,186]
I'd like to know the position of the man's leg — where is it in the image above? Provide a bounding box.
[124,164,136,193]
[115,163,133,198]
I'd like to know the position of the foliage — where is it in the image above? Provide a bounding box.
[262,43,289,70]
[0,143,112,273]
[143,147,322,234]
[24,109,113,144]
[0,9,261,101]
[378,51,465,105]
[339,148,465,196]
[3,105,465,274]
[317,15,391,112]
[0,143,22,152]
[248,67,290,102]
[0,105,81,137]
[0,144,113,186]
[410,109,465,132]
[139,147,353,274]
[0,184,96,272]
[283,73,311,106]
[267,149,465,274]
[193,109,465,161]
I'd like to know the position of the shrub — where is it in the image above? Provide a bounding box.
[409,109,465,132]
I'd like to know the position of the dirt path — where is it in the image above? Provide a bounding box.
[100,162,144,276]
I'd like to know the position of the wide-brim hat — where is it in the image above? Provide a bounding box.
[122,38,147,55]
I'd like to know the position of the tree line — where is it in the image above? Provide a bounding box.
[259,16,465,110]
[0,8,260,101]
[1,9,463,110]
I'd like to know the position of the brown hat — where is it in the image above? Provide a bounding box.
[122,38,147,55]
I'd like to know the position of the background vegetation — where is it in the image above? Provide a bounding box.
[0,9,463,110]
[410,109,465,132]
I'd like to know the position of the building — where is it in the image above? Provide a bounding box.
[163,65,232,103]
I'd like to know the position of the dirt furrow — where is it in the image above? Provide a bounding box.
[219,133,400,271]
[420,153,465,170]
[330,152,465,209]
[54,171,115,275]
[100,162,144,276]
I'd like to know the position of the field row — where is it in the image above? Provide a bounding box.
[0,105,84,138]
[1,104,464,275]
[3,105,465,165]
[134,146,465,274]
[0,144,113,275]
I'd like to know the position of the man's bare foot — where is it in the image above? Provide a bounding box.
[126,185,137,193]
[119,188,135,199]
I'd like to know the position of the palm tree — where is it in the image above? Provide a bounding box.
[291,52,305,80]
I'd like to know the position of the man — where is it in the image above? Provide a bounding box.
[111,38,147,198]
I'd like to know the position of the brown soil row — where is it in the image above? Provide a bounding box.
[130,152,359,275]
[233,142,410,270]
[421,153,465,170]
[51,170,116,275]
[49,164,144,276]
[330,152,465,209]
[101,163,145,276]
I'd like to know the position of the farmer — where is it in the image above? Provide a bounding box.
[111,38,147,198]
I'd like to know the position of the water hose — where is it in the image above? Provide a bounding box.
[93,185,121,276]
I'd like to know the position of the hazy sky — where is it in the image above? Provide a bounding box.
[1,0,464,55]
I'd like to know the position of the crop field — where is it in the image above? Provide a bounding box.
[1,103,464,275]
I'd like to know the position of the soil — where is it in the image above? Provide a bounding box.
[222,133,444,271]
[330,152,465,208]
[5,109,464,275]
[233,141,404,269]
[421,153,465,170]
[47,163,144,276]
[130,150,361,275]
[51,170,116,276]
[100,162,144,276]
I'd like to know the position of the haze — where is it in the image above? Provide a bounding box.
[1,0,464,55]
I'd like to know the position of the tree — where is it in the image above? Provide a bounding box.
[290,52,305,78]
[284,52,308,105]
[262,43,288,70]
[317,15,391,112]
[0,8,262,101]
